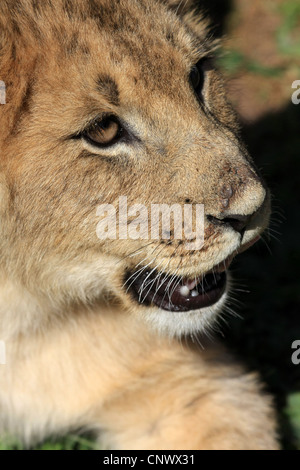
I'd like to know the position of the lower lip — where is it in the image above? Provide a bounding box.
[239,235,261,254]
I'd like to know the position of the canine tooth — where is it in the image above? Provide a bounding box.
[179,286,190,297]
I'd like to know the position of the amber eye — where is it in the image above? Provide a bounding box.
[84,116,122,147]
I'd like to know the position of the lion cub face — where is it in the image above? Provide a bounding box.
[0,0,270,336]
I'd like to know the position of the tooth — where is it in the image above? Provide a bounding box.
[179,286,190,297]
[185,279,198,290]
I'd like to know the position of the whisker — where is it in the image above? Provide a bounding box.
[116,241,156,265]
[123,257,153,291]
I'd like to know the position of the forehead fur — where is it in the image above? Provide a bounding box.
[0,0,217,139]
[0,0,214,62]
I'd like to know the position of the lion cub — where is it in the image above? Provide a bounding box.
[0,0,278,449]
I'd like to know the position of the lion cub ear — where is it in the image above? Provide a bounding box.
[161,0,213,44]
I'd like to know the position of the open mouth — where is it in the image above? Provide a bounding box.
[125,268,227,312]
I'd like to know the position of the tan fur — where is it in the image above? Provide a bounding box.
[0,0,278,449]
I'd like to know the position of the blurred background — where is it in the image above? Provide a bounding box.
[1,0,299,450]
[202,0,300,450]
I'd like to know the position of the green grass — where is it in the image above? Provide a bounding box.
[284,393,300,448]
[0,434,98,450]
[218,0,300,77]
[217,50,285,76]
[277,1,300,56]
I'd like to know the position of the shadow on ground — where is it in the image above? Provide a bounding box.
[218,102,300,449]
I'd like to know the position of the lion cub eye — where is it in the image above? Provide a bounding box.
[84,116,123,147]
[189,59,206,98]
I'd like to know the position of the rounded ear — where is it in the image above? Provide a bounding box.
[161,0,214,45]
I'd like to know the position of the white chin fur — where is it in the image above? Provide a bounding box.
[140,289,228,338]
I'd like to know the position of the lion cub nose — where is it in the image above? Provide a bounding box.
[206,172,267,235]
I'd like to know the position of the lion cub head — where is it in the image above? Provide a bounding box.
[0,0,270,336]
